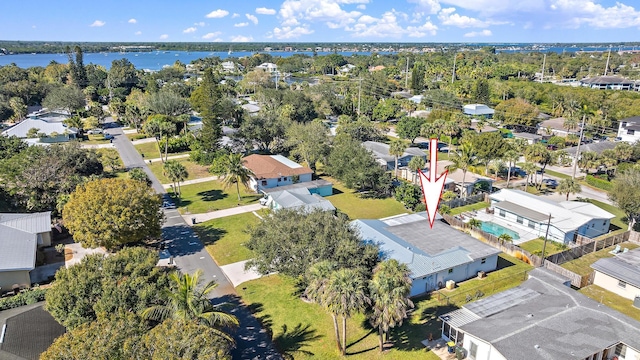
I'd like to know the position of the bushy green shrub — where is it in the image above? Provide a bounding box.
[586,175,613,191]
[158,136,191,154]
[0,287,48,311]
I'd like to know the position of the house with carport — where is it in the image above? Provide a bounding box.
[353,213,500,297]
[243,154,314,192]
[591,247,640,302]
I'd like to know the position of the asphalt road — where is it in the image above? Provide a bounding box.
[105,119,281,359]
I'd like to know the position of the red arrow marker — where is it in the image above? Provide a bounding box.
[418,138,448,228]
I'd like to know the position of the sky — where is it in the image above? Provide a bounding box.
[2,0,640,43]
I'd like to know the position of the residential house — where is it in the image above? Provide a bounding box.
[243,154,313,192]
[362,141,427,171]
[221,61,243,73]
[408,95,423,104]
[470,119,498,133]
[339,64,356,74]
[263,188,335,213]
[0,212,52,291]
[440,268,640,360]
[489,189,615,243]
[580,75,635,90]
[512,132,542,145]
[617,116,640,143]
[241,102,261,115]
[537,117,580,137]
[353,213,500,297]
[255,62,278,73]
[442,162,493,196]
[463,104,494,118]
[2,118,77,144]
[261,179,333,197]
[563,141,617,157]
[368,65,386,72]
[591,247,640,301]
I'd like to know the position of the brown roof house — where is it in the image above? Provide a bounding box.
[243,154,314,192]
[0,212,51,291]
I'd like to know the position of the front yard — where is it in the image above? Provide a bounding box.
[193,212,260,266]
[147,158,211,184]
[238,254,532,360]
[170,180,262,214]
[133,141,160,158]
[560,242,639,276]
[579,285,640,322]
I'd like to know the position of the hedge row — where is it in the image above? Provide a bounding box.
[0,287,48,311]
[585,175,613,191]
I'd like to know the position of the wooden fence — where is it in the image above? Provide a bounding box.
[442,193,488,210]
[545,231,630,265]
[542,261,594,288]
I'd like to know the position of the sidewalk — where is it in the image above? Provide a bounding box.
[131,137,156,145]
[219,260,270,287]
[162,175,219,189]
[148,153,190,163]
[184,203,265,224]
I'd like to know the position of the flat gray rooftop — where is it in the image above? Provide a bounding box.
[493,201,549,222]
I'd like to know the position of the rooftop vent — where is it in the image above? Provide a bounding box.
[526,313,534,318]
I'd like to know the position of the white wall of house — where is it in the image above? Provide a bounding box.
[618,122,640,143]
[593,271,640,301]
[251,173,313,192]
[37,231,52,247]
[410,255,498,297]
[581,219,610,239]
[0,270,31,290]
[460,333,503,360]
[624,344,640,360]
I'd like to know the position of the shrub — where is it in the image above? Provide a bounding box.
[585,175,613,191]
[0,287,48,311]
[158,136,191,154]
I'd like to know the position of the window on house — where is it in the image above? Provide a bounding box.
[481,258,486,264]
[615,343,627,357]
[261,180,267,186]
[278,178,281,182]
[517,216,524,224]
[591,223,595,228]
[470,342,478,359]
[499,209,505,217]
[448,268,453,274]
[528,220,535,229]
[618,280,627,289]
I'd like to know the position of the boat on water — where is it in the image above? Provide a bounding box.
[228,46,232,55]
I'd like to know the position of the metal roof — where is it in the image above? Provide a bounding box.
[465,287,540,318]
[493,201,550,222]
[591,248,640,288]
[439,308,480,329]
[513,132,542,140]
[362,141,426,163]
[2,119,76,138]
[268,189,335,212]
[0,212,51,234]
[0,225,37,271]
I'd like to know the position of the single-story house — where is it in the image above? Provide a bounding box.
[255,62,278,73]
[512,132,542,145]
[339,64,356,74]
[444,166,493,196]
[537,117,580,137]
[362,141,427,171]
[27,108,70,123]
[580,75,635,90]
[1,118,77,143]
[563,141,617,156]
[440,268,640,360]
[353,213,501,297]
[489,189,615,243]
[221,61,243,73]
[264,188,335,213]
[241,102,261,115]
[0,212,52,291]
[243,154,313,192]
[463,104,494,118]
[368,65,386,72]
[408,95,423,104]
[591,247,640,301]
[470,119,499,133]
[617,116,640,143]
[261,179,333,197]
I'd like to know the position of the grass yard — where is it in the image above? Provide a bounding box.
[134,141,161,158]
[322,177,409,220]
[579,285,640,322]
[561,242,639,276]
[147,158,211,184]
[193,212,259,265]
[238,254,532,360]
[543,169,572,180]
[449,201,490,216]
[125,133,148,141]
[519,238,568,256]
[170,180,262,214]
[83,134,111,144]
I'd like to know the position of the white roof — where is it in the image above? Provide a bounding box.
[267,188,335,212]
[256,62,277,69]
[490,189,614,231]
[2,119,77,138]
[0,212,50,272]
[463,104,495,116]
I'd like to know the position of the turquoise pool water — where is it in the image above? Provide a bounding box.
[481,221,520,240]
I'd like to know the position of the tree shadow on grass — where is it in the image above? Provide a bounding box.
[274,323,323,359]
[345,327,377,355]
[331,188,344,195]
[389,302,459,352]
[192,226,227,246]
[198,189,227,202]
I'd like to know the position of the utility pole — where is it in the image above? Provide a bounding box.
[540,53,546,83]
[357,78,362,116]
[405,57,409,90]
[572,113,587,179]
[540,213,552,267]
[604,47,611,76]
[451,52,457,84]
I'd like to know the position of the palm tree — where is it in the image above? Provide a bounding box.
[408,156,426,184]
[389,139,406,179]
[142,270,238,342]
[502,149,519,188]
[64,116,85,137]
[369,259,414,352]
[216,153,255,202]
[431,118,447,139]
[563,117,578,132]
[521,162,537,193]
[324,268,370,355]
[444,120,460,157]
[447,142,478,199]
[304,261,339,349]
[524,143,552,189]
[143,116,176,162]
[163,160,189,199]
[557,178,582,201]
[468,218,482,229]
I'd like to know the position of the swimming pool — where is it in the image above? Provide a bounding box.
[481,221,520,240]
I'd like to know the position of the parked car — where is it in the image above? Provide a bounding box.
[87,128,103,134]
[500,167,527,177]
[542,178,558,188]
[546,144,558,150]
[104,133,114,140]
[162,201,176,209]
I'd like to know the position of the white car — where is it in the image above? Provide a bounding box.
[259,197,269,206]
[87,128,103,134]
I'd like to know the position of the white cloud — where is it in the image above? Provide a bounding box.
[202,32,222,39]
[438,7,488,27]
[90,20,105,27]
[232,13,240,18]
[183,27,197,33]
[357,15,377,24]
[234,22,249,27]
[279,0,362,27]
[407,20,438,36]
[231,35,253,42]
[357,4,366,9]
[135,31,142,35]
[256,7,276,15]
[246,14,259,24]
[194,21,205,27]
[159,34,169,39]
[32,25,36,29]
[346,11,437,38]
[273,26,314,39]
[206,9,229,18]
[408,0,441,14]
[464,29,492,37]
[128,18,137,24]
[548,0,640,28]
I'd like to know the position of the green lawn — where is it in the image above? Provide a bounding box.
[519,238,568,256]
[82,134,111,145]
[193,212,259,265]
[579,285,640,322]
[561,242,639,276]
[322,177,409,220]
[449,201,490,216]
[147,158,211,184]
[125,133,148,141]
[543,169,572,180]
[134,141,161,158]
[238,254,532,360]
[170,180,262,214]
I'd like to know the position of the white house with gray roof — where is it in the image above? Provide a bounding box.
[264,188,335,213]
[489,189,615,243]
[592,247,640,301]
[0,212,52,291]
[353,213,500,297]
[440,268,640,360]
[2,118,77,143]
[362,141,427,171]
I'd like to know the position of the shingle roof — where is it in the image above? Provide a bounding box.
[563,141,617,156]
[592,248,640,288]
[580,76,634,85]
[362,141,426,163]
[452,268,640,360]
[243,154,313,180]
[537,117,579,134]
[1,119,76,138]
[513,132,542,140]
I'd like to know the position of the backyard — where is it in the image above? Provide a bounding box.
[147,158,211,184]
[170,180,262,214]
[449,201,490,216]
[238,254,532,360]
[519,237,568,256]
[193,212,260,266]
[579,285,640,322]
[560,242,639,276]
